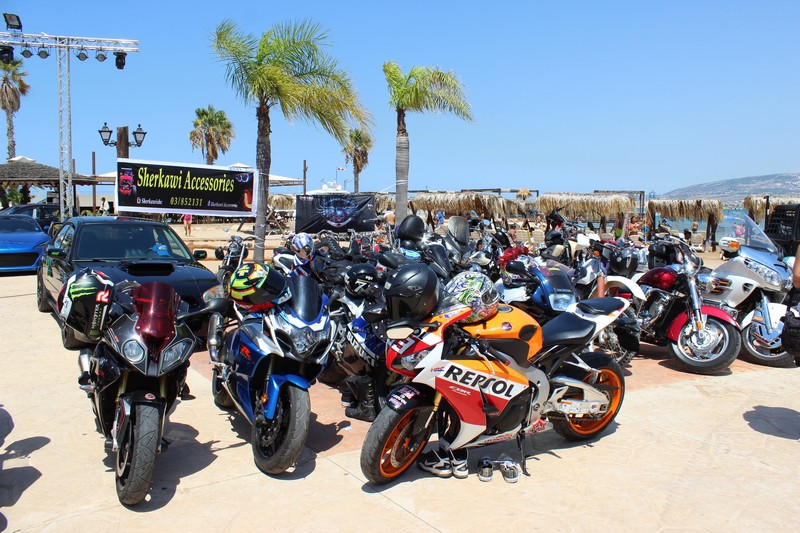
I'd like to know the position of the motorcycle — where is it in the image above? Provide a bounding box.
[65,271,225,505]
[635,235,742,374]
[701,214,794,366]
[359,264,628,484]
[214,230,254,295]
[206,262,336,475]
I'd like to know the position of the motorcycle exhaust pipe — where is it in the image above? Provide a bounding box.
[207,312,223,363]
[77,348,94,393]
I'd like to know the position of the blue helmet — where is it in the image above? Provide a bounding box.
[291,233,315,260]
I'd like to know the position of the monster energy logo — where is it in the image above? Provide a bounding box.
[69,282,97,299]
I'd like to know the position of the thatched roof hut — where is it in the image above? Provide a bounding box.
[408,192,511,217]
[535,193,635,219]
[743,195,800,221]
[647,199,724,222]
[0,157,95,187]
[268,194,295,210]
[374,193,395,213]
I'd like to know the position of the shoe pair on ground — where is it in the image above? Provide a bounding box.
[417,448,469,479]
[477,456,521,483]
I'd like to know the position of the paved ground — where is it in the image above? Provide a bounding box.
[2,243,799,532]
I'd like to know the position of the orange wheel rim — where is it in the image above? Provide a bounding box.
[568,368,622,435]
[378,410,425,479]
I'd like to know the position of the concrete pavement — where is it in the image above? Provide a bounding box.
[1,272,799,532]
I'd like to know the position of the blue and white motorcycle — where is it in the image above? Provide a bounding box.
[207,263,336,474]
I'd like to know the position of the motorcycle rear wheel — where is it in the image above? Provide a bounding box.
[212,368,234,408]
[552,354,625,441]
[740,323,795,367]
[251,385,310,475]
[360,406,432,484]
[115,403,160,506]
[669,317,741,374]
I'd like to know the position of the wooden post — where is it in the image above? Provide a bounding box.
[303,159,308,194]
[116,126,130,159]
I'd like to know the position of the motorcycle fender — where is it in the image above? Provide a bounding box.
[263,373,311,419]
[384,384,432,413]
[740,302,787,329]
[113,392,165,451]
[666,305,739,342]
[605,276,646,302]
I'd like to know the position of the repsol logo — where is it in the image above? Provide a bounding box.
[442,364,521,399]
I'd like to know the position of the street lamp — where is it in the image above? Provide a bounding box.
[99,123,146,159]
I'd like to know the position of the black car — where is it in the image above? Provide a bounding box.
[0,203,79,231]
[37,216,218,348]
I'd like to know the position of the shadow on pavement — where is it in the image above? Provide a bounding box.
[743,405,800,440]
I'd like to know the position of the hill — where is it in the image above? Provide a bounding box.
[658,173,800,203]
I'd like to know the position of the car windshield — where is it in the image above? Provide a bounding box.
[74,223,194,261]
[0,217,42,233]
[720,213,779,254]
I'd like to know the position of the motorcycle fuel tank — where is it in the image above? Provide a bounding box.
[637,266,679,291]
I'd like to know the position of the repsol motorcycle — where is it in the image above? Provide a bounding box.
[701,214,794,366]
[636,236,742,374]
[65,272,225,505]
[207,263,336,475]
[360,268,628,484]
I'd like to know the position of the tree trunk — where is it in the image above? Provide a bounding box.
[395,108,409,222]
[354,169,360,194]
[0,187,7,209]
[253,104,272,263]
[6,109,15,160]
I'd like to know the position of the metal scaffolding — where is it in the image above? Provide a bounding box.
[0,32,139,220]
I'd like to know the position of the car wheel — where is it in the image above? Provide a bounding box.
[37,271,51,313]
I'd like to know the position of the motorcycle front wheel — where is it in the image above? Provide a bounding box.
[740,322,795,367]
[669,316,741,374]
[115,403,160,506]
[360,406,432,485]
[552,353,625,441]
[251,385,310,475]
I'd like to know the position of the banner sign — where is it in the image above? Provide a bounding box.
[114,158,257,217]
[295,194,377,233]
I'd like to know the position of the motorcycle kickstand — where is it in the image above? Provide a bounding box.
[516,431,531,477]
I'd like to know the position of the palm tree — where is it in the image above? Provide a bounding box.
[383,61,472,221]
[212,19,371,261]
[189,105,235,165]
[0,59,30,207]
[342,128,373,193]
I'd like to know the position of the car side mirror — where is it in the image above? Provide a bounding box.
[193,249,208,260]
[48,223,63,237]
[47,248,67,259]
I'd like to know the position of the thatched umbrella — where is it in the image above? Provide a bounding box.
[647,198,724,247]
[0,158,95,187]
[535,193,635,219]
[743,195,800,222]
[374,193,395,214]
[269,194,295,210]
[409,192,509,218]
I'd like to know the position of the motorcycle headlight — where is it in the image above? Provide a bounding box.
[400,348,432,370]
[161,338,194,371]
[549,293,576,311]
[122,339,146,364]
[203,284,227,303]
[744,259,781,288]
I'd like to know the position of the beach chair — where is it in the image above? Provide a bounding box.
[515,229,531,246]
[690,232,705,253]
[531,229,545,244]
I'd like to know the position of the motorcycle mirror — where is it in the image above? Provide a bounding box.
[386,326,415,340]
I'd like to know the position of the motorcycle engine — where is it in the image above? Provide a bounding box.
[640,288,671,329]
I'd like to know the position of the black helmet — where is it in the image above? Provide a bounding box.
[59,269,115,340]
[610,246,639,278]
[229,262,289,312]
[345,263,380,298]
[384,263,439,322]
[215,246,225,260]
[396,215,426,242]
[399,239,417,251]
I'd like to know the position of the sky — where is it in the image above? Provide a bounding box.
[2,0,799,197]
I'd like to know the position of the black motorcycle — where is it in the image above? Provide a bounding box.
[64,271,225,505]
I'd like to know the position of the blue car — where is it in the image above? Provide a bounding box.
[0,214,49,273]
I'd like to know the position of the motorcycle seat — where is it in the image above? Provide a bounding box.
[377,252,416,270]
[540,312,596,348]
[576,297,624,316]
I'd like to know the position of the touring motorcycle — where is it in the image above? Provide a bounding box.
[700,214,794,366]
[64,270,225,505]
[359,264,628,484]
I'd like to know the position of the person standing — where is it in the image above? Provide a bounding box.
[182,213,193,236]
[100,197,110,216]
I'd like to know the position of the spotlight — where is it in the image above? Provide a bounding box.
[3,13,22,31]
[114,51,126,70]
[37,48,49,59]
[76,50,88,61]
[21,48,32,59]
[0,46,13,64]
[95,52,106,62]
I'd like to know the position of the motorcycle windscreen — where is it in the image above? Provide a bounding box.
[447,216,470,246]
[132,281,179,347]
[424,243,452,276]
[285,275,323,322]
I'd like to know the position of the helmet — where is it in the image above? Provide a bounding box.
[215,246,225,260]
[59,269,114,340]
[395,215,425,243]
[610,246,639,278]
[384,263,439,322]
[291,233,315,260]
[445,271,500,324]
[345,263,380,298]
[229,262,289,312]
[399,239,417,251]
